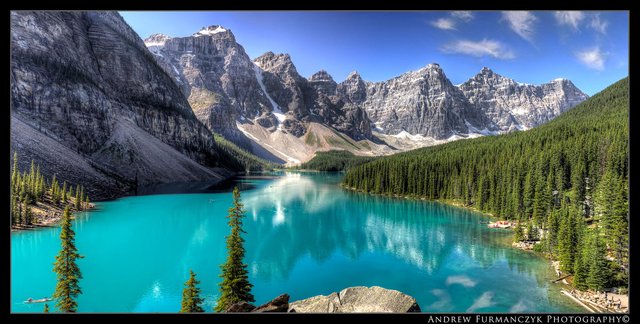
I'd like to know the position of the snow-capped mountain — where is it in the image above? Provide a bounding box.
[459,67,589,132]
[145,25,589,163]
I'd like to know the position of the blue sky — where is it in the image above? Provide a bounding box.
[121,11,628,95]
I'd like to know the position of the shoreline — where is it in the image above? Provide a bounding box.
[341,185,628,313]
[11,202,96,233]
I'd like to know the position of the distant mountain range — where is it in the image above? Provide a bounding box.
[10,12,588,198]
[144,26,588,163]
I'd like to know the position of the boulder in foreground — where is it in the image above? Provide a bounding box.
[288,286,421,313]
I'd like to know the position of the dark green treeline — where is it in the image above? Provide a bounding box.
[10,153,91,227]
[344,78,629,291]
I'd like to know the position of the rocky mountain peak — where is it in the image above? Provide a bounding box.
[480,66,493,74]
[309,70,335,83]
[346,71,362,81]
[193,25,230,37]
[459,67,589,132]
[144,33,170,46]
[427,63,441,69]
[254,52,296,74]
[467,67,513,86]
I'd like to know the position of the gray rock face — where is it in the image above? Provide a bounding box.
[288,286,421,313]
[253,293,290,312]
[146,32,374,145]
[459,67,589,131]
[359,63,492,139]
[145,25,588,155]
[145,26,274,144]
[11,11,230,199]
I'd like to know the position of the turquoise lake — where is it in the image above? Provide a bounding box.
[11,172,584,313]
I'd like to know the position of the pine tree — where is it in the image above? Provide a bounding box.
[180,270,204,313]
[513,217,525,242]
[557,207,577,273]
[573,242,588,290]
[52,206,83,312]
[609,176,628,268]
[526,221,538,241]
[215,186,254,312]
[74,184,81,210]
[586,228,609,292]
[546,209,559,255]
[11,152,19,194]
[51,175,58,204]
[61,181,67,204]
[22,201,32,225]
[44,304,50,313]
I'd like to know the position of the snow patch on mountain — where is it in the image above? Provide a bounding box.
[193,26,227,37]
[253,63,286,128]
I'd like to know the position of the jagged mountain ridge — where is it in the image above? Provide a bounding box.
[144,26,588,164]
[459,67,589,132]
[10,12,235,200]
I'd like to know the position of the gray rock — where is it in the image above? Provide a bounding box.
[225,294,290,313]
[288,286,421,313]
[253,293,290,312]
[459,67,589,132]
[11,11,231,200]
[358,63,493,139]
[144,24,588,156]
[226,301,256,312]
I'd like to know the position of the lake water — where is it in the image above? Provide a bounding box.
[11,172,584,313]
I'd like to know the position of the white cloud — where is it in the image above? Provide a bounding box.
[431,11,474,31]
[451,11,474,22]
[502,11,537,42]
[576,47,605,70]
[446,275,477,288]
[431,18,457,30]
[554,11,585,30]
[589,14,608,34]
[467,291,496,312]
[441,39,515,60]
[509,299,529,313]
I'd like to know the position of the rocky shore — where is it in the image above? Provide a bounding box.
[11,200,95,232]
[225,286,421,313]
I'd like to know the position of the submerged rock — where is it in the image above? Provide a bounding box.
[288,286,421,313]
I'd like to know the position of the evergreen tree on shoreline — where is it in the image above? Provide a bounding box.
[52,206,83,312]
[180,270,205,313]
[215,186,254,312]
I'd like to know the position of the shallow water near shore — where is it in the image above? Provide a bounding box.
[11,172,584,313]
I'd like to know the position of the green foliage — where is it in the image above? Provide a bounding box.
[299,150,374,171]
[213,133,279,171]
[513,219,525,242]
[215,187,254,312]
[585,228,610,292]
[573,242,589,290]
[532,242,545,253]
[180,270,204,313]
[43,303,49,313]
[343,78,629,290]
[526,221,538,241]
[10,153,47,226]
[52,206,83,312]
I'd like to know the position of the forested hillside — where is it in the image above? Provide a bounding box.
[299,150,374,171]
[344,78,629,291]
[213,133,279,171]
